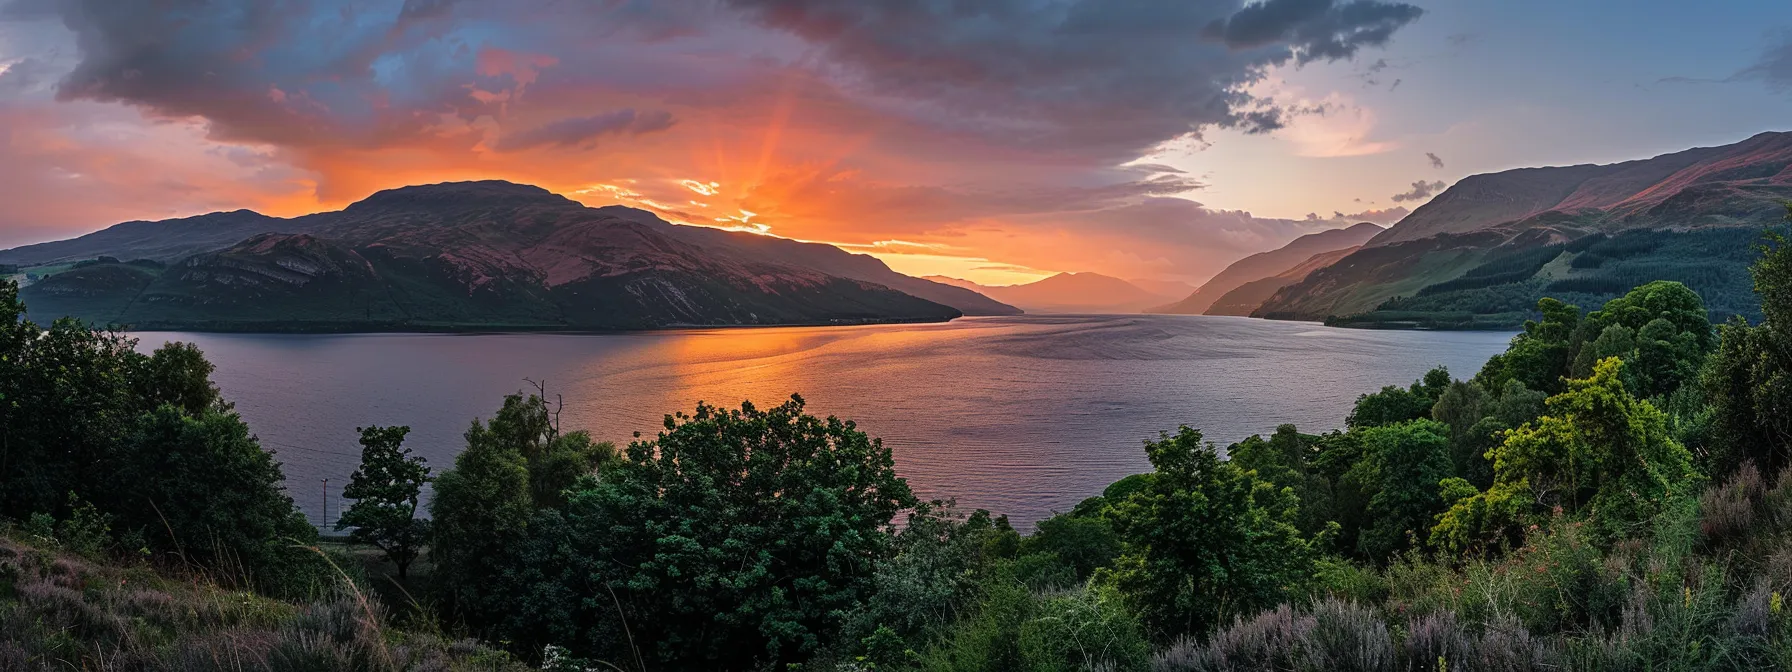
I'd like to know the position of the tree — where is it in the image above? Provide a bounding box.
[478,395,915,668]
[111,404,321,592]
[337,425,431,579]
[1431,379,1491,484]
[1434,358,1702,551]
[1,280,319,592]
[1703,204,1792,475]
[1477,297,1582,395]
[1102,427,1315,640]
[1348,419,1453,560]
[1229,424,1334,535]
[1347,366,1451,429]
[1570,280,1713,399]
[429,389,616,616]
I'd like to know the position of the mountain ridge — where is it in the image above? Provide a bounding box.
[1256,132,1792,328]
[8,181,998,330]
[1154,222,1383,315]
[1369,131,1792,246]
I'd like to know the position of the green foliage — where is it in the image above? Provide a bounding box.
[1477,297,1583,395]
[1431,380,1492,486]
[1570,280,1715,398]
[55,493,114,559]
[336,425,431,579]
[113,404,322,592]
[1103,427,1316,639]
[428,388,617,619]
[1435,358,1703,552]
[1020,512,1124,584]
[916,571,1151,672]
[0,279,320,593]
[1703,206,1792,476]
[1228,425,1335,535]
[484,395,916,668]
[1347,366,1450,429]
[1348,419,1453,559]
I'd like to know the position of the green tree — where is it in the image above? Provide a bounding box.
[1102,427,1314,640]
[1477,297,1583,395]
[1229,424,1334,535]
[1570,280,1714,399]
[1704,204,1792,475]
[337,425,431,579]
[429,389,616,616]
[1349,419,1453,560]
[1431,378,1493,483]
[1346,367,1451,429]
[1434,358,1702,551]
[112,405,321,591]
[488,395,915,668]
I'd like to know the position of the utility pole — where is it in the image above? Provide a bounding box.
[321,478,329,529]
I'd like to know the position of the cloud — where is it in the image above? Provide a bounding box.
[1200,0,1424,64]
[496,109,676,151]
[1334,205,1408,224]
[1426,151,1443,169]
[1390,179,1446,203]
[0,0,1425,283]
[1743,31,1792,92]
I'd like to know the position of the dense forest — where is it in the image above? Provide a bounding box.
[5,207,1792,670]
[1327,227,1765,330]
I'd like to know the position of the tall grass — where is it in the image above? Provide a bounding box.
[0,532,527,671]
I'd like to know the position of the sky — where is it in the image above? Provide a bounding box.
[0,1,1789,287]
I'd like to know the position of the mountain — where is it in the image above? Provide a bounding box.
[1369,131,1792,246]
[623,213,1020,316]
[1154,222,1383,315]
[10,181,968,331]
[927,272,1170,313]
[1128,278,1199,300]
[1256,132,1792,328]
[1204,245,1363,316]
[0,210,283,266]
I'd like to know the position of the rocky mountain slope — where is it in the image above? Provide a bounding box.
[1369,131,1792,245]
[1255,132,1792,328]
[10,181,974,331]
[1154,222,1383,315]
[1204,245,1363,317]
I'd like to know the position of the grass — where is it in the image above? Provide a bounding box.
[1152,464,1792,671]
[0,528,530,671]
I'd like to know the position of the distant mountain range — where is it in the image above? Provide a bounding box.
[1256,131,1792,328]
[1152,222,1383,315]
[925,272,1172,313]
[3,181,1020,331]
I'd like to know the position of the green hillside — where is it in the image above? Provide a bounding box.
[1319,227,1764,329]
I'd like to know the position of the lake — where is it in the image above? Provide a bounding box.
[134,315,1513,530]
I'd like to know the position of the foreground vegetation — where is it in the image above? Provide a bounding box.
[4,208,1792,670]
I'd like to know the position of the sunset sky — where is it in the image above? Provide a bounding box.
[2,1,1790,286]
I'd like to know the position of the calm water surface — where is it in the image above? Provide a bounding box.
[135,315,1512,529]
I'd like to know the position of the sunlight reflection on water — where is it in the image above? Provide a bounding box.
[135,315,1512,530]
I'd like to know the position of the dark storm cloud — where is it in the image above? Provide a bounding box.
[1200,0,1424,64]
[18,0,1423,164]
[716,0,1422,158]
[1390,179,1445,203]
[496,109,676,151]
[1426,151,1443,168]
[41,0,476,148]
